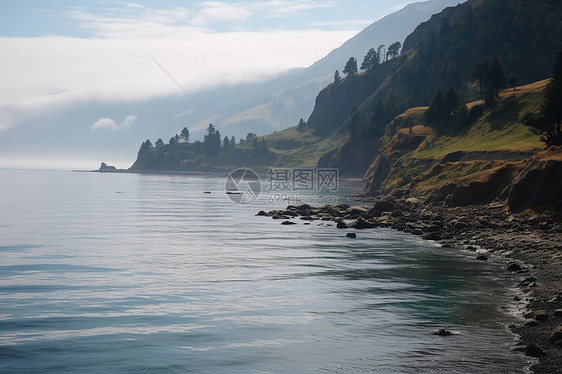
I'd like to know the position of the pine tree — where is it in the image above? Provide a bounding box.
[361,48,379,71]
[343,57,358,77]
[386,42,402,60]
[523,49,562,146]
[487,57,506,98]
[180,127,190,143]
[334,70,341,83]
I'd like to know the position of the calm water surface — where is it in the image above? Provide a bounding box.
[0,169,532,373]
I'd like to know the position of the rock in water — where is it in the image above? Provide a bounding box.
[507,263,522,271]
[346,233,357,238]
[281,221,297,225]
[336,221,348,229]
[432,329,452,336]
[351,217,374,229]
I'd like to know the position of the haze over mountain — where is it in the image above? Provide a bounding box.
[0,0,463,169]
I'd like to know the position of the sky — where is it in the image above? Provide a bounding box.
[0,0,422,168]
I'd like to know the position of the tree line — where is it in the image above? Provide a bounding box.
[423,50,562,147]
[334,41,402,83]
[134,124,273,170]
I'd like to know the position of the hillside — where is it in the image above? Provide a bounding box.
[365,80,548,195]
[130,0,562,213]
[130,125,347,172]
[306,0,561,176]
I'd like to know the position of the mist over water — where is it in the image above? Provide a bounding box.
[0,169,531,373]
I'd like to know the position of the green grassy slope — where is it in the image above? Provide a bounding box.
[263,127,347,168]
[366,79,549,194]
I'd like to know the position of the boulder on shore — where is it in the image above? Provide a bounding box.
[534,310,548,321]
[350,217,374,229]
[551,326,562,342]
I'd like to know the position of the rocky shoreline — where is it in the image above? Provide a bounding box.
[257,196,562,373]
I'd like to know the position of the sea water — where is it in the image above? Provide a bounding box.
[0,169,532,373]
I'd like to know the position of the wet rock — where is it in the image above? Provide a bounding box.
[281,220,296,225]
[476,254,488,261]
[367,207,383,217]
[422,232,443,241]
[299,216,315,221]
[336,221,348,229]
[390,210,404,218]
[534,310,548,321]
[325,207,342,217]
[351,217,375,229]
[283,210,300,217]
[525,344,544,357]
[507,263,523,272]
[295,203,311,212]
[346,206,368,215]
[511,344,527,352]
[392,222,406,231]
[548,292,562,304]
[524,320,539,327]
[346,233,357,238]
[256,210,268,216]
[373,200,395,213]
[432,329,452,336]
[520,277,537,286]
[550,326,562,342]
[440,240,456,248]
[424,224,442,233]
[431,214,445,222]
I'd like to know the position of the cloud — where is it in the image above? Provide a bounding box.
[0,1,361,132]
[249,0,336,18]
[91,115,137,132]
[196,2,253,24]
[66,7,199,38]
[64,1,337,37]
[0,28,357,130]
